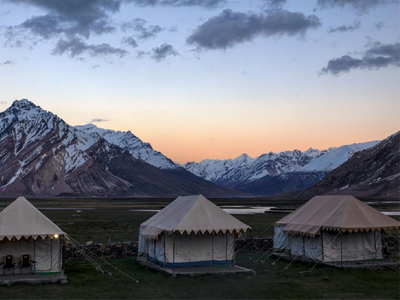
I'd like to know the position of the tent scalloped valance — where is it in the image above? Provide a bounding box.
[141,228,249,240]
[0,234,63,242]
[283,225,399,238]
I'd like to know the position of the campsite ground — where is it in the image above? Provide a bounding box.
[0,197,398,299]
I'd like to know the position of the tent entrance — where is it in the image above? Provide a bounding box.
[0,236,63,273]
[143,232,235,268]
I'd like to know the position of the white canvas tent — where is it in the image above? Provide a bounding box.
[0,196,65,273]
[273,195,400,262]
[138,195,250,267]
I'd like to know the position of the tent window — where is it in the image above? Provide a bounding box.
[310,240,318,249]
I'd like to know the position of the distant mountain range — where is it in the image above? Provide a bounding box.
[0,99,396,198]
[182,141,379,195]
[293,132,400,199]
[0,99,238,197]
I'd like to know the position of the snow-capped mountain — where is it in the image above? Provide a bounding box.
[0,99,100,194]
[0,99,240,197]
[75,123,178,170]
[298,141,379,172]
[183,141,380,194]
[294,131,400,199]
[183,148,324,187]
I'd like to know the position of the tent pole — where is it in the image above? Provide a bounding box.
[340,230,343,266]
[163,234,166,269]
[212,231,214,264]
[51,237,53,270]
[59,237,62,272]
[321,232,324,262]
[362,231,365,260]
[226,232,228,264]
[173,233,175,269]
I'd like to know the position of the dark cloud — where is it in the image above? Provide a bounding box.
[121,19,163,40]
[122,36,138,48]
[169,25,179,32]
[263,0,288,9]
[91,64,101,69]
[316,0,397,14]
[1,60,13,65]
[321,42,400,75]
[52,37,128,58]
[373,21,386,30]
[0,10,11,16]
[90,118,109,122]
[328,20,360,33]
[136,50,150,59]
[126,0,225,9]
[1,0,126,58]
[186,9,321,50]
[151,43,178,61]
[2,0,120,39]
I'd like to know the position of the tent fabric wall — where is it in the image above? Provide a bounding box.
[0,237,61,272]
[35,237,61,272]
[364,231,382,260]
[323,231,342,262]
[145,232,234,267]
[212,232,234,263]
[304,235,323,261]
[148,240,156,262]
[138,227,148,255]
[155,237,165,262]
[273,226,290,250]
[323,231,382,262]
[290,236,304,256]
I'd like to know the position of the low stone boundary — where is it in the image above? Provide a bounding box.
[63,238,274,260]
[63,241,139,259]
[62,235,398,260]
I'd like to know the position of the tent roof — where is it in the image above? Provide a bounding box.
[140,195,251,240]
[0,196,65,241]
[275,195,400,237]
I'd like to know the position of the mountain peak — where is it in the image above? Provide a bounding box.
[2,99,51,122]
[11,99,39,110]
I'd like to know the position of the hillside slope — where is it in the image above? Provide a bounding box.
[0,99,241,197]
[293,132,400,199]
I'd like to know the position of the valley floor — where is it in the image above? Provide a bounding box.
[0,198,398,299]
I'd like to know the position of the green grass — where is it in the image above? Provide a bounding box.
[0,199,399,299]
[0,256,398,299]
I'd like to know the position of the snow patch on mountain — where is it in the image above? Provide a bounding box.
[0,99,100,188]
[298,141,380,172]
[184,141,379,187]
[75,123,178,170]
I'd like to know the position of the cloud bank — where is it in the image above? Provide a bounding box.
[187,9,321,50]
[52,37,128,58]
[317,0,396,14]
[126,0,226,9]
[321,42,400,75]
[328,20,360,33]
[151,43,178,61]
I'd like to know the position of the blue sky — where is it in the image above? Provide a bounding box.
[0,0,399,163]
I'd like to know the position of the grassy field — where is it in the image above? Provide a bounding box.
[0,256,399,299]
[0,198,399,299]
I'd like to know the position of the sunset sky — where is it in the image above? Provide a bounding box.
[0,0,399,164]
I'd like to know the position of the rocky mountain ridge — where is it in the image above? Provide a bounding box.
[0,99,239,197]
